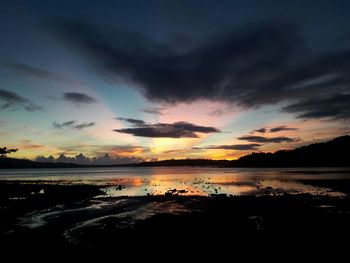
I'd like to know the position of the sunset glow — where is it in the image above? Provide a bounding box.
[1,0,349,164]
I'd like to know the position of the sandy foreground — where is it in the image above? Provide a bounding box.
[1,180,350,262]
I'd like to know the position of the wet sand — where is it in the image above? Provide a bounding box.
[1,180,350,262]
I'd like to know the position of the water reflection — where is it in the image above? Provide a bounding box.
[1,167,349,197]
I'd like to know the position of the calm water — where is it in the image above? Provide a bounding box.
[1,167,350,196]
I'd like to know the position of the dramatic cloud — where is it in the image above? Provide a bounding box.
[269,125,298,132]
[63,92,96,105]
[52,20,350,119]
[0,89,42,111]
[238,135,298,143]
[36,153,143,165]
[115,119,220,138]
[283,94,350,120]
[202,144,261,150]
[53,120,95,130]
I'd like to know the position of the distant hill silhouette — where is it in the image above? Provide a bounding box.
[136,135,350,167]
[232,135,350,167]
[0,157,81,169]
[1,135,349,168]
[136,159,231,167]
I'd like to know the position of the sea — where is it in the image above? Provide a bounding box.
[1,167,349,197]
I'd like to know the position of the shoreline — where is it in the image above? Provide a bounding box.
[2,163,350,169]
[1,180,350,261]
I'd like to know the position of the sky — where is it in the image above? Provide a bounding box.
[1,0,350,164]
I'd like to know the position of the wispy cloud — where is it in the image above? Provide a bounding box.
[4,62,61,79]
[269,125,298,132]
[63,92,97,105]
[238,135,299,143]
[18,140,45,149]
[252,128,268,133]
[0,89,42,111]
[200,144,261,150]
[4,62,74,84]
[59,144,148,156]
[53,120,76,129]
[74,122,95,129]
[252,126,298,133]
[141,107,165,115]
[116,118,146,126]
[207,109,225,117]
[53,120,95,130]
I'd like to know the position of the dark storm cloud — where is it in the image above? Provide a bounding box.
[283,94,350,120]
[52,20,350,120]
[114,120,219,138]
[0,89,42,111]
[63,92,97,104]
[238,135,298,143]
[53,120,95,130]
[202,144,261,150]
[116,118,146,126]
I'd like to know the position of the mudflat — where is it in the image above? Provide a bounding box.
[1,180,350,262]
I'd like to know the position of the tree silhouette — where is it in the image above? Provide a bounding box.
[0,147,18,158]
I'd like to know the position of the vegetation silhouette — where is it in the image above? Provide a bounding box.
[232,135,350,167]
[0,157,81,168]
[0,147,18,158]
[137,135,350,167]
[0,135,349,168]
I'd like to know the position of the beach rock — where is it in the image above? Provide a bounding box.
[116,185,125,191]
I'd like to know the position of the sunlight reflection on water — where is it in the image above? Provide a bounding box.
[1,167,349,197]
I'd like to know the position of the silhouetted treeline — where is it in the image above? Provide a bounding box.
[0,157,81,169]
[136,159,231,167]
[232,135,350,167]
[1,135,349,168]
[0,147,17,158]
[137,135,350,167]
